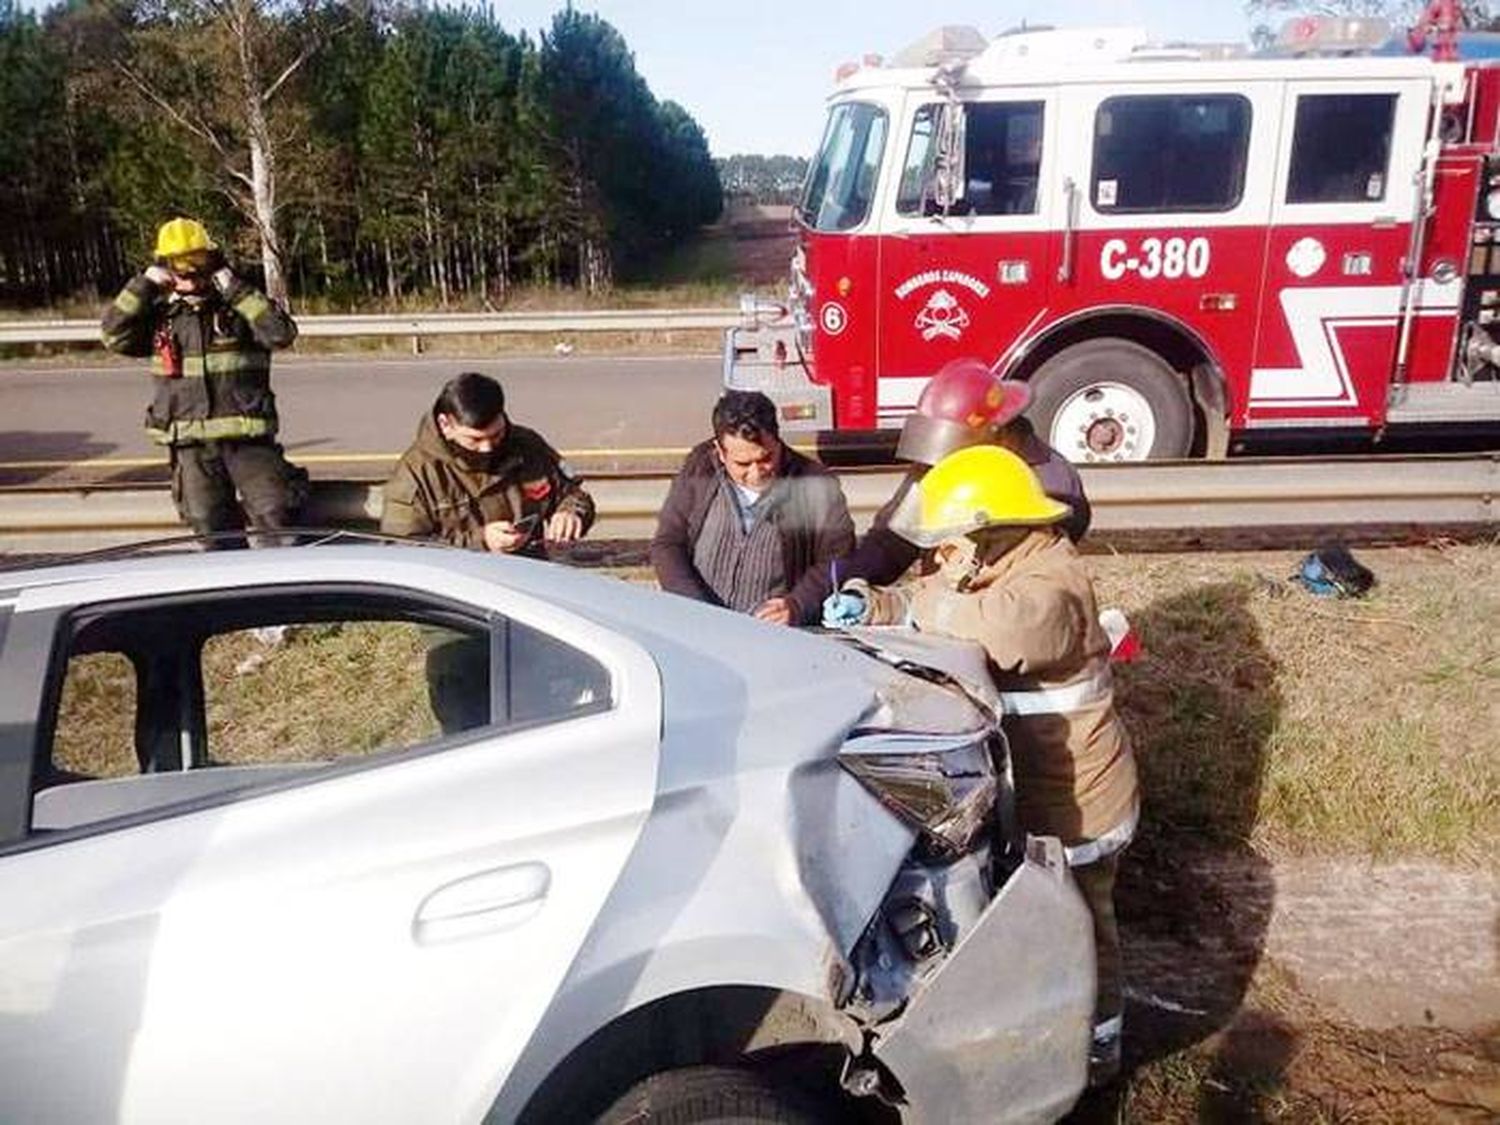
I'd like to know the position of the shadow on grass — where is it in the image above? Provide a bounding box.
[1069,579,1287,1122]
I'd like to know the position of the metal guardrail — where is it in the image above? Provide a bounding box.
[0,456,1495,556]
[0,308,745,345]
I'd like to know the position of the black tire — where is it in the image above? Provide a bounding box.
[595,1065,831,1125]
[1027,338,1194,461]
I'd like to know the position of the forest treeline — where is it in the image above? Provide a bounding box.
[0,0,723,308]
[716,155,808,207]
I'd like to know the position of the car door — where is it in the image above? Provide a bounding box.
[0,558,662,1124]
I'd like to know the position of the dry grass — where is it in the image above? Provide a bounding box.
[52,653,138,778]
[1088,543,1500,865]
[199,623,440,763]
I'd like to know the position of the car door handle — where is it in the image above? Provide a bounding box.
[412,861,551,946]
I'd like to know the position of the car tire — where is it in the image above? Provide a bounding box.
[595,1064,832,1124]
[1027,338,1194,462]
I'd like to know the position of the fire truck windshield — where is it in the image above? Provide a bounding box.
[798,102,888,232]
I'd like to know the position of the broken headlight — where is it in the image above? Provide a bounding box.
[839,730,998,858]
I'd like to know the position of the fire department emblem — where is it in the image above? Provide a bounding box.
[915,289,970,342]
[1286,237,1327,279]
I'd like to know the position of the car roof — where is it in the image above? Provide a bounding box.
[0,542,884,715]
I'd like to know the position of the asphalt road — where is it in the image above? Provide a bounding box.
[0,353,724,485]
[5,351,1499,489]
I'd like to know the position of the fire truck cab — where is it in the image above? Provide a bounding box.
[725,19,1500,461]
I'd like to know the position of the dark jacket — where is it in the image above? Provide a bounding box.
[651,440,855,625]
[840,422,1091,587]
[380,412,595,558]
[101,272,298,446]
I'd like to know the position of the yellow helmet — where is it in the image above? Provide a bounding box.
[153,217,217,261]
[892,445,1069,547]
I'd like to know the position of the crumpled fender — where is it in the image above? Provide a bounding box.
[873,843,1095,1125]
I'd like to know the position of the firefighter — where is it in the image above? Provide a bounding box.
[380,371,595,557]
[101,217,304,546]
[823,358,1087,625]
[832,445,1139,1085]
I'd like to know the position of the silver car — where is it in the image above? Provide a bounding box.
[0,544,1092,1123]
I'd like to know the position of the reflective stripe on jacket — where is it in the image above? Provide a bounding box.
[908,528,1139,847]
[101,272,297,447]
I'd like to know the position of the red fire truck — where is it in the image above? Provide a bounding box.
[724,16,1500,461]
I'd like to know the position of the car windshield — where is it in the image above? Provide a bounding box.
[798,101,888,232]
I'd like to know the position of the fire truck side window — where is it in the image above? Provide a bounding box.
[897,105,941,215]
[1286,93,1397,205]
[966,102,1044,216]
[1092,94,1251,213]
[898,102,1045,218]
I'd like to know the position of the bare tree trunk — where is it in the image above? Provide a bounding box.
[246,124,287,303]
[434,209,451,306]
[498,215,510,303]
[383,229,398,301]
[228,0,289,306]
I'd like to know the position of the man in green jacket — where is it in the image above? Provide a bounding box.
[381,371,595,558]
[101,217,302,546]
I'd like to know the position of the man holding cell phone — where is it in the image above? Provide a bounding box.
[381,371,594,558]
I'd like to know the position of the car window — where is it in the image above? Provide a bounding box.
[1092,94,1250,213]
[1286,93,1396,204]
[50,653,139,781]
[508,618,611,726]
[28,587,613,836]
[201,616,610,765]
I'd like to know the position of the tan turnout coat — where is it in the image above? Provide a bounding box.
[908,528,1139,847]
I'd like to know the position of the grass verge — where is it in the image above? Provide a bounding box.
[1089,543,1499,865]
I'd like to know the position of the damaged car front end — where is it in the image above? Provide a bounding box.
[501,618,1093,1125]
[833,630,1095,1124]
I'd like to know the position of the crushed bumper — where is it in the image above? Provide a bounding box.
[722,323,831,432]
[872,843,1094,1125]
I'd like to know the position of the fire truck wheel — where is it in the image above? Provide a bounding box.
[1028,339,1193,462]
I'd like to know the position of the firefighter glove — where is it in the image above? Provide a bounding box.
[144,264,174,288]
[822,587,869,627]
[825,579,910,627]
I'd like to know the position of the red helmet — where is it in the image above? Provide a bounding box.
[895,358,1032,466]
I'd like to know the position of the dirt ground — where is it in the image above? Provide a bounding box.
[1067,842,1500,1122]
[1067,545,1500,1122]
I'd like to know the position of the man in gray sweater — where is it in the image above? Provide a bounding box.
[651,391,854,626]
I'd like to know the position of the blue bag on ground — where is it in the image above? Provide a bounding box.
[1295,546,1375,598]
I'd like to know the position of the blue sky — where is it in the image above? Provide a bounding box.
[489,1,1256,155]
[19,0,1260,156]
